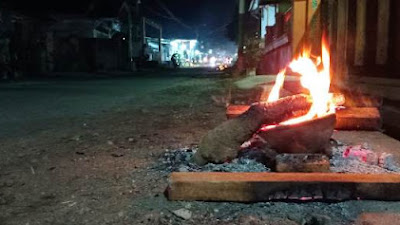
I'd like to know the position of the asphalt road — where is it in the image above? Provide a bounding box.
[0,70,213,138]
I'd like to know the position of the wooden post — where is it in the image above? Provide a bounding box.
[238,0,245,54]
[142,17,146,45]
[335,0,349,84]
[328,0,337,59]
[128,8,134,70]
[376,0,390,65]
[355,0,367,66]
[292,0,308,53]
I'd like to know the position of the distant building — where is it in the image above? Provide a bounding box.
[0,0,165,75]
[145,37,201,67]
[46,15,129,72]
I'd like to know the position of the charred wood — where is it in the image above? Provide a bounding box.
[227,105,381,131]
[275,154,330,172]
[193,94,312,165]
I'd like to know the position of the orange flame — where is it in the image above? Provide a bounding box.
[267,69,286,102]
[265,39,334,127]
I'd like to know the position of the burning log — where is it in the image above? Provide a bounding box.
[193,94,312,165]
[227,105,381,131]
[258,113,336,154]
[227,93,345,119]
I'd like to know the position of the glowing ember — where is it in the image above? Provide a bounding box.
[343,145,376,163]
[262,38,335,129]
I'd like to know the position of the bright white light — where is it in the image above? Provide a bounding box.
[195,50,200,55]
[122,37,126,40]
[208,49,213,54]
[170,40,179,51]
[181,44,187,51]
[209,56,216,67]
[203,56,208,63]
[190,40,197,49]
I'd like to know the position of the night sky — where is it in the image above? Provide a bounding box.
[144,0,235,38]
[3,0,237,50]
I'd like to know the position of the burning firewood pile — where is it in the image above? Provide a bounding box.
[166,40,400,202]
[194,41,381,167]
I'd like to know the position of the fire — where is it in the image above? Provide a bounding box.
[263,39,335,128]
[267,69,286,102]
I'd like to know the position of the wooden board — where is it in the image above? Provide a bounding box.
[168,172,400,202]
[226,105,381,130]
[335,107,381,130]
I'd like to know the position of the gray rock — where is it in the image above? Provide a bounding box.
[172,208,192,220]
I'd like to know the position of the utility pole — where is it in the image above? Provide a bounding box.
[238,0,245,55]
[128,7,133,70]
[142,17,146,45]
[235,0,246,75]
[159,27,163,63]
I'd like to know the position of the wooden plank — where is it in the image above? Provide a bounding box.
[226,105,381,130]
[355,0,367,66]
[168,172,400,202]
[335,107,381,130]
[376,0,391,65]
[335,0,349,84]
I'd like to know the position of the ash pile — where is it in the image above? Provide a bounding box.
[330,141,400,173]
[154,139,400,174]
[154,147,270,173]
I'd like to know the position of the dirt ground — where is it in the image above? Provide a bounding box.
[1,69,400,225]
